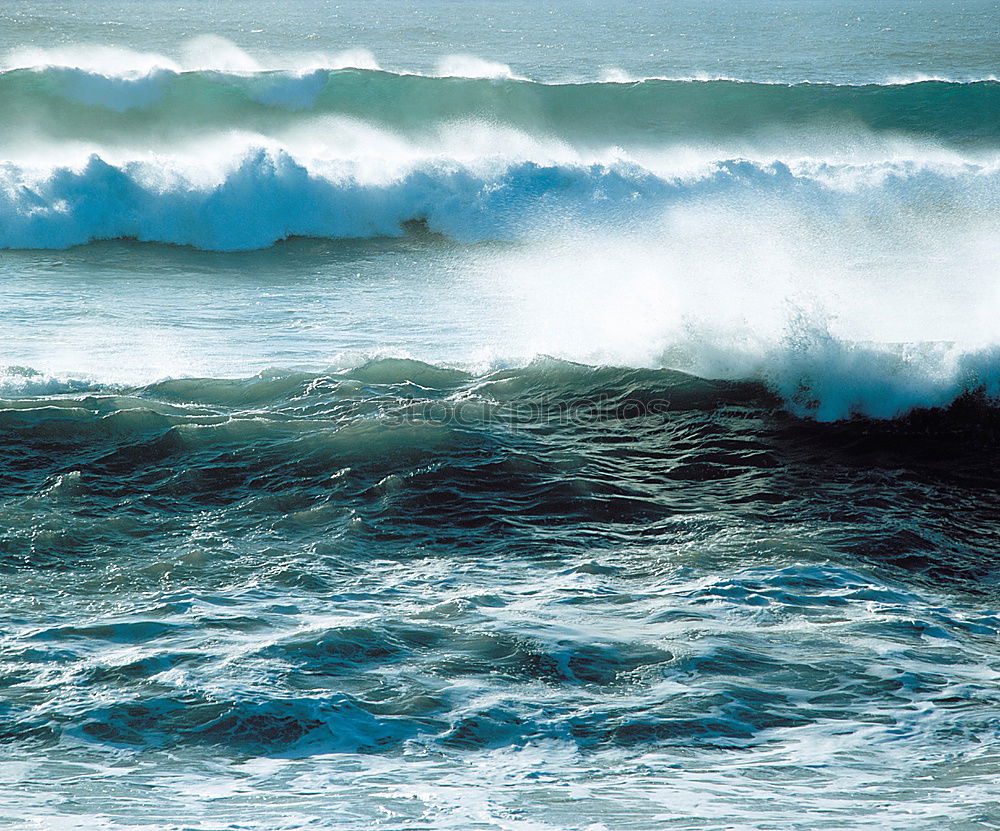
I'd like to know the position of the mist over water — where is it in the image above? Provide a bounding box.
[1,2,999,830]
[2,55,998,419]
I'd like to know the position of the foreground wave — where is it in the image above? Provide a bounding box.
[0,358,998,761]
[3,349,999,425]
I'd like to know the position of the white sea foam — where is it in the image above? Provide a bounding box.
[2,38,381,76]
[2,44,181,75]
[434,54,524,80]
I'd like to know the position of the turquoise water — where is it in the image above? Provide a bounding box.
[1,2,999,829]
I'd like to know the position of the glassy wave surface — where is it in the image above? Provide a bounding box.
[1,3,999,829]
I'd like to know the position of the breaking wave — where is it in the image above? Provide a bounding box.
[0,150,995,250]
[3,341,1000,424]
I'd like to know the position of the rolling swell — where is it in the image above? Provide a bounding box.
[2,68,997,146]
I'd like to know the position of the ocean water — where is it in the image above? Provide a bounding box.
[1,2,999,829]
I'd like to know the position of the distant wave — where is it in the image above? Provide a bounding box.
[4,39,997,85]
[0,66,996,146]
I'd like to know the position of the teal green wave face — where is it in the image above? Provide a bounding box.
[2,69,998,146]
